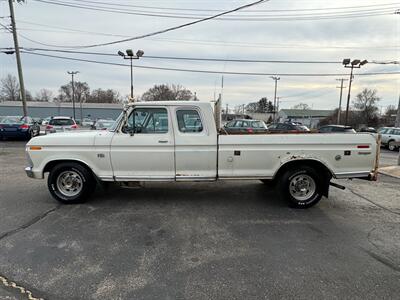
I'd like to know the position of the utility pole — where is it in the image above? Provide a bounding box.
[270,76,280,122]
[335,78,348,125]
[395,95,400,127]
[67,71,79,120]
[8,0,27,116]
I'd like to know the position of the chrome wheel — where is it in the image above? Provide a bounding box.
[56,170,83,197]
[388,141,396,151]
[289,174,316,201]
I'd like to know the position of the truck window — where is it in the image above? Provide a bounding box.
[176,110,203,133]
[126,108,168,134]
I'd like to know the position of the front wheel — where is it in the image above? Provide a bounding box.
[278,166,324,208]
[47,162,96,204]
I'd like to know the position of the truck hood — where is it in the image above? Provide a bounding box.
[27,130,113,146]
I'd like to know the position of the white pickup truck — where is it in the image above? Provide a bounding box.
[25,101,379,208]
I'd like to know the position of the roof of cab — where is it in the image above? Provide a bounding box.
[128,101,212,108]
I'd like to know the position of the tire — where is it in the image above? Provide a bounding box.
[388,140,397,151]
[47,162,96,204]
[277,165,324,208]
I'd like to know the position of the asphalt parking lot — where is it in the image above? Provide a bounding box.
[0,141,399,300]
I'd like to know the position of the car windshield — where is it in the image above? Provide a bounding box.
[0,116,24,124]
[49,118,74,126]
[96,120,115,128]
[251,121,266,128]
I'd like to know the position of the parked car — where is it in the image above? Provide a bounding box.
[82,118,95,127]
[318,125,356,133]
[223,119,268,134]
[41,117,52,126]
[268,123,310,133]
[0,116,40,140]
[380,127,400,151]
[92,119,115,130]
[25,101,379,208]
[45,116,78,134]
[359,127,377,133]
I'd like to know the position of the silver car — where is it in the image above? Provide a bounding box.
[380,127,400,151]
[46,117,78,134]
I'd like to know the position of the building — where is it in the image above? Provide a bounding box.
[0,101,123,120]
[278,109,334,129]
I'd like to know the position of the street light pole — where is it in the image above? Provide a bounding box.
[342,59,368,126]
[118,49,144,101]
[67,71,79,120]
[270,76,280,122]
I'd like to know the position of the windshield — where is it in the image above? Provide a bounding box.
[49,118,74,126]
[0,116,24,124]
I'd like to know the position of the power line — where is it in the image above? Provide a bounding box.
[11,0,270,49]
[10,20,400,50]
[63,0,400,13]
[30,0,397,21]
[6,47,396,65]
[15,51,400,77]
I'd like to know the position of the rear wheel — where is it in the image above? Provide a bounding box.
[47,162,96,204]
[388,140,397,151]
[278,165,324,208]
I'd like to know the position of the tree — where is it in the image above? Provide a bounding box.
[245,97,274,113]
[0,74,20,101]
[88,88,121,103]
[57,81,90,103]
[292,103,311,110]
[353,88,380,126]
[141,84,193,101]
[35,89,53,102]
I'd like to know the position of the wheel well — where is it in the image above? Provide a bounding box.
[43,160,94,175]
[274,159,333,197]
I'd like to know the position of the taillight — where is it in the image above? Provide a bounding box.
[71,124,78,129]
[46,125,53,129]
[19,124,29,129]
[247,128,254,133]
[357,145,369,149]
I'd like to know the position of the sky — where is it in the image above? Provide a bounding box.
[0,0,399,112]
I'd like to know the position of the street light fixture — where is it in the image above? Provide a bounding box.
[118,49,144,100]
[342,58,368,125]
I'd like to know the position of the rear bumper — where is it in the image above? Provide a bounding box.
[25,167,43,179]
[0,130,29,139]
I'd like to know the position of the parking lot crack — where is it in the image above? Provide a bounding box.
[361,248,400,273]
[0,205,61,241]
[347,187,400,216]
[0,273,45,300]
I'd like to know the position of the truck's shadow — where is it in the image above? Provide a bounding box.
[91,180,286,209]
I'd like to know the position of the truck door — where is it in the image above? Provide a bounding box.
[173,106,217,181]
[110,107,175,181]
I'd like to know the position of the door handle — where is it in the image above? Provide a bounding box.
[158,139,168,143]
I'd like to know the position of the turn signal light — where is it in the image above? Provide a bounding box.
[29,146,42,150]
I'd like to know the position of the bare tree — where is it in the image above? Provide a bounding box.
[57,81,90,103]
[353,88,380,126]
[0,74,20,101]
[141,84,193,101]
[292,103,311,110]
[88,88,121,103]
[35,88,53,102]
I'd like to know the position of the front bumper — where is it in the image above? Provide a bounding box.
[25,167,43,179]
